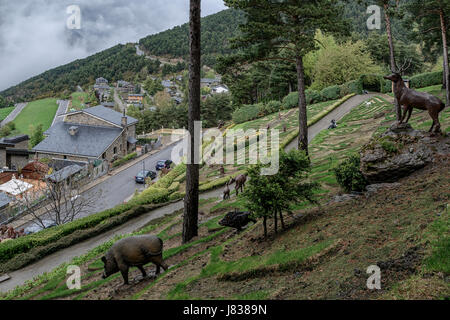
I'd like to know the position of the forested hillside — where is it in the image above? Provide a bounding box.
[0,44,160,102]
[139,9,245,67]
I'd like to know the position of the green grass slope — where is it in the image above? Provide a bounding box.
[12,98,58,135]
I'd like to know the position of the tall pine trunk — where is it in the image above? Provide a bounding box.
[440,9,450,107]
[384,3,401,121]
[296,55,308,154]
[183,0,201,244]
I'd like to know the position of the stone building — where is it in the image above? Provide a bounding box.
[0,135,34,170]
[33,105,138,163]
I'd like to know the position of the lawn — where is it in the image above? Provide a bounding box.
[12,98,58,135]
[0,106,15,121]
[70,92,89,110]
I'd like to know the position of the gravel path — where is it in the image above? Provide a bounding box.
[0,93,379,293]
[52,100,70,126]
[0,103,27,127]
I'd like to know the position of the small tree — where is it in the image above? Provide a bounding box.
[243,149,318,238]
[29,124,44,148]
[14,170,99,228]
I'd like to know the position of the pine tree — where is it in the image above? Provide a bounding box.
[183,0,201,244]
[221,0,349,154]
[406,0,450,106]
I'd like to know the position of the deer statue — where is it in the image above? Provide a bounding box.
[223,181,231,200]
[234,174,247,196]
[384,59,446,133]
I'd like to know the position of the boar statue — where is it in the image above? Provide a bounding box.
[219,210,256,231]
[102,235,168,285]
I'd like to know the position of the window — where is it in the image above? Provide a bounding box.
[102,153,106,159]
[114,147,117,154]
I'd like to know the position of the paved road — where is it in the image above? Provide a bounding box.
[114,89,126,112]
[0,103,27,127]
[0,94,378,293]
[19,141,182,232]
[52,100,70,125]
[286,93,377,151]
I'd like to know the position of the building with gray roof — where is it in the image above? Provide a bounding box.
[33,106,138,163]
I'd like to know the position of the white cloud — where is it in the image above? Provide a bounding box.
[0,0,227,91]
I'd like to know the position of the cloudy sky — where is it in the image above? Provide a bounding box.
[0,0,227,91]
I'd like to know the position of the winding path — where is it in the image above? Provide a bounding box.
[0,93,379,293]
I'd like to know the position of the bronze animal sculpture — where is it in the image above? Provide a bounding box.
[384,71,446,133]
[234,174,247,196]
[223,181,231,200]
[101,235,168,285]
[219,210,256,231]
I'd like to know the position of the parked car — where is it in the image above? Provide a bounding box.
[24,220,57,235]
[155,160,173,171]
[135,170,157,184]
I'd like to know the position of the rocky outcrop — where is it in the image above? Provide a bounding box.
[360,123,450,183]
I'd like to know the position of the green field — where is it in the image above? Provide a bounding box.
[71,92,89,110]
[12,98,58,135]
[0,107,15,121]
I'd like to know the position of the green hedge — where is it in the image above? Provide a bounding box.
[112,152,137,168]
[232,103,263,124]
[410,71,443,89]
[360,74,383,92]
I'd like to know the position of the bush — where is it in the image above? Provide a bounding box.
[264,100,282,114]
[410,71,443,89]
[360,74,383,92]
[112,152,137,167]
[305,89,323,105]
[333,154,368,193]
[282,92,299,109]
[232,104,261,124]
[340,80,363,96]
[381,78,392,93]
[320,85,341,101]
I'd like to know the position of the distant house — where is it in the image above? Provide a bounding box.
[127,94,144,105]
[161,80,175,89]
[95,77,108,85]
[201,78,221,88]
[116,81,135,94]
[0,135,35,171]
[33,106,138,163]
[211,85,229,94]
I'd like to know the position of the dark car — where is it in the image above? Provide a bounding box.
[135,170,157,183]
[155,160,173,171]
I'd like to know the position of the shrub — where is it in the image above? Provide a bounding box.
[112,152,137,167]
[282,92,299,109]
[333,154,368,193]
[381,78,392,93]
[320,85,341,101]
[360,74,382,92]
[305,89,323,104]
[410,71,443,89]
[264,100,282,114]
[340,80,363,96]
[232,104,261,124]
